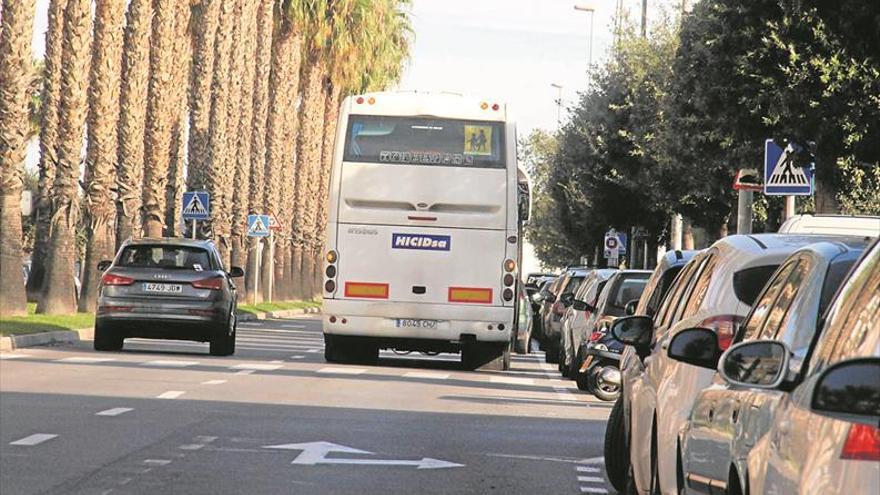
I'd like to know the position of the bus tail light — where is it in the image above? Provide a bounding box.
[502,288,514,301]
[449,287,492,304]
[503,274,514,286]
[325,280,336,292]
[504,259,516,272]
[356,97,364,104]
[492,103,500,111]
[344,282,389,299]
[326,250,338,263]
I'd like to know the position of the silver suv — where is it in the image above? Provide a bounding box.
[93,238,244,355]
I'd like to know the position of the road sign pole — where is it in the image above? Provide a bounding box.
[252,239,260,306]
[736,190,753,234]
[191,219,196,240]
[268,231,275,303]
[783,196,796,221]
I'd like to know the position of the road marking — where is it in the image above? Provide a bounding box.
[579,488,608,494]
[143,459,171,466]
[234,369,254,376]
[490,376,534,385]
[96,407,133,417]
[270,360,283,363]
[157,391,185,399]
[577,466,600,473]
[289,355,305,359]
[403,372,450,380]
[231,363,282,371]
[202,379,227,385]
[0,354,30,360]
[10,434,58,446]
[180,444,205,450]
[578,476,604,483]
[195,436,218,443]
[57,357,116,363]
[142,360,199,368]
[317,367,366,375]
[486,453,594,464]
[264,441,463,469]
[306,349,321,353]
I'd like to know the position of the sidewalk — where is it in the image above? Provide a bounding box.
[0,304,320,352]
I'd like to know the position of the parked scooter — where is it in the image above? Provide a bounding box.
[576,325,623,401]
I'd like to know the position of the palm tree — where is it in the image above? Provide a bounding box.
[186,0,220,198]
[38,0,92,315]
[79,0,126,312]
[0,0,38,316]
[164,0,194,237]
[26,0,67,302]
[141,0,181,238]
[116,0,152,245]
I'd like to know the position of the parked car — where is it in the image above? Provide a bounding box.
[93,238,244,355]
[514,287,535,354]
[604,249,698,492]
[574,269,651,399]
[538,268,588,363]
[778,213,880,237]
[745,238,880,494]
[531,275,560,344]
[559,268,616,376]
[611,234,856,494]
[674,238,869,494]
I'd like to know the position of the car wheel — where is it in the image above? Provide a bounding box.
[93,322,123,351]
[605,397,630,492]
[567,347,581,379]
[209,313,236,356]
[589,365,621,402]
[544,342,558,364]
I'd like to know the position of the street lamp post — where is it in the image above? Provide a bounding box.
[573,4,595,67]
[551,83,564,129]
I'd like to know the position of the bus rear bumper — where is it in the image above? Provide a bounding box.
[322,299,512,343]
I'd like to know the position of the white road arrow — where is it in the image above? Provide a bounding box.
[262,441,464,470]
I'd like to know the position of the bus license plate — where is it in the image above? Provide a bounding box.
[143,283,182,294]
[395,319,438,329]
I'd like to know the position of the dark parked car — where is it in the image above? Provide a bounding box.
[93,238,244,356]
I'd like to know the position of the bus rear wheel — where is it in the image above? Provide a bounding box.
[462,342,509,371]
[324,335,378,364]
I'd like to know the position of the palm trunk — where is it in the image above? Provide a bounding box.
[164,0,193,237]
[141,0,179,237]
[312,83,341,298]
[26,0,67,301]
[0,0,37,316]
[246,0,274,303]
[186,0,220,195]
[38,0,92,315]
[79,0,126,313]
[116,0,152,245]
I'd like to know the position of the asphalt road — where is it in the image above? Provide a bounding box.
[0,315,615,495]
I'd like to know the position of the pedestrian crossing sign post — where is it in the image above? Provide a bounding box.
[764,139,813,196]
[247,215,271,238]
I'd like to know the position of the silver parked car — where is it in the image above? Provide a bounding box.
[672,238,869,494]
[93,238,244,355]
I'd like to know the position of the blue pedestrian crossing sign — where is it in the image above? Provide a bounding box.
[764,139,813,196]
[182,191,210,220]
[247,214,271,238]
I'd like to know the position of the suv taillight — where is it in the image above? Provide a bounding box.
[698,314,742,350]
[192,277,224,290]
[102,274,134,286]
[841,423,880,461]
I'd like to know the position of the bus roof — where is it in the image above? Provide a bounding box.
[345,91,509,122]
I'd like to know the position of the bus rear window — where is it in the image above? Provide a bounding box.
[343,115,506,169]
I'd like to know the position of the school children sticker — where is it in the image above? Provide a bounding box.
[464,125,492,156]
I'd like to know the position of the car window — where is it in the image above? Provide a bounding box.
[575,273,595,300]
[739,260,800,341]
[117,245,213,270]
[808,249,880,374]
[760,257,813,340]
[606,276,649,317]
[733,265,782,306]
[681,254,719,319]
[656,257,701,330]
[565,276,585,295]
[670,254,715,325]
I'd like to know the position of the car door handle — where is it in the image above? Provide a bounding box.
[661,341,669,351]
[777,420,791,436]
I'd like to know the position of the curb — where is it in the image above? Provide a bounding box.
[0,307,319,351]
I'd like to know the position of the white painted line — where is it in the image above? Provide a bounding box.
[156,391,185,399]
[580,487,608,494]
[289,355,305,359]
[195,436,218,443]
[142,360,199,368]
[202,379,227,385]
[270,360,283,364]
[179,444,205,450]
[403,372,450,380]
[234,369,254,376]
[578,476,605,483]
[306,349,321,353]
[231,363,282,371]
[577,466,600,473]
[317,367,366,375]
[143,459,171,466]
[10,434,58,446]
[490,376,534,385]
[96,407,133,417]
[0,354,30,360]
[579,456,604,464]
[57,357,116,363]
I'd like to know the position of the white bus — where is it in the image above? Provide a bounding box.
[321,92,529,370]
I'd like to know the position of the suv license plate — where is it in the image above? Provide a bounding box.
[395,319,438,329]
[143,283,183,293]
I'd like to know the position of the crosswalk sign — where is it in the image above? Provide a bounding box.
[247,214,271,237]
[182,191,210,220]
[764,139,813,196]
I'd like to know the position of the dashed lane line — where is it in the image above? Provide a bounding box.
[317,367,367,375]
[230,363,283,371]
[577,476,605,483]
[490,376,535,386]
[403,371,450,380]
[96,407,134,417]
[9,434,58,446]
[577,466,600,473]
[156,391,185,399]
[57,357,116,364]
[141,360,200,368]
[201,379,227,385]
[234,370,255,376]
[143,459,171,466]
[0,354,30,359]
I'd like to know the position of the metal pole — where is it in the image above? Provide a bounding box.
[252,239,260,305]
[737,190,754,234]
[671,214,683,250]
[783,196,796,221]
[641,0,648,38]
[191,219,196,239]
[268,231,275,302]
[588,10,594,66]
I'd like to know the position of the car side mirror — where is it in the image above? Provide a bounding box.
[545,293,557,303]
[667,328,722,370]
[624,299,639,316]
[228,266,245,278]
[811,358,880,423]
[718,340,789,387]
[610,315,653,347]
[560,292,575,306]
[97,260,112,271]
[531,293,545,303]
[572,300,595,312]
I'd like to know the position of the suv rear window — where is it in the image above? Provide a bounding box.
[117,245,213,270]
[733,265,781,306]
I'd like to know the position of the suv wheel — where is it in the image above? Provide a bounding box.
[209,313,236,356]
[93,322,123,351]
